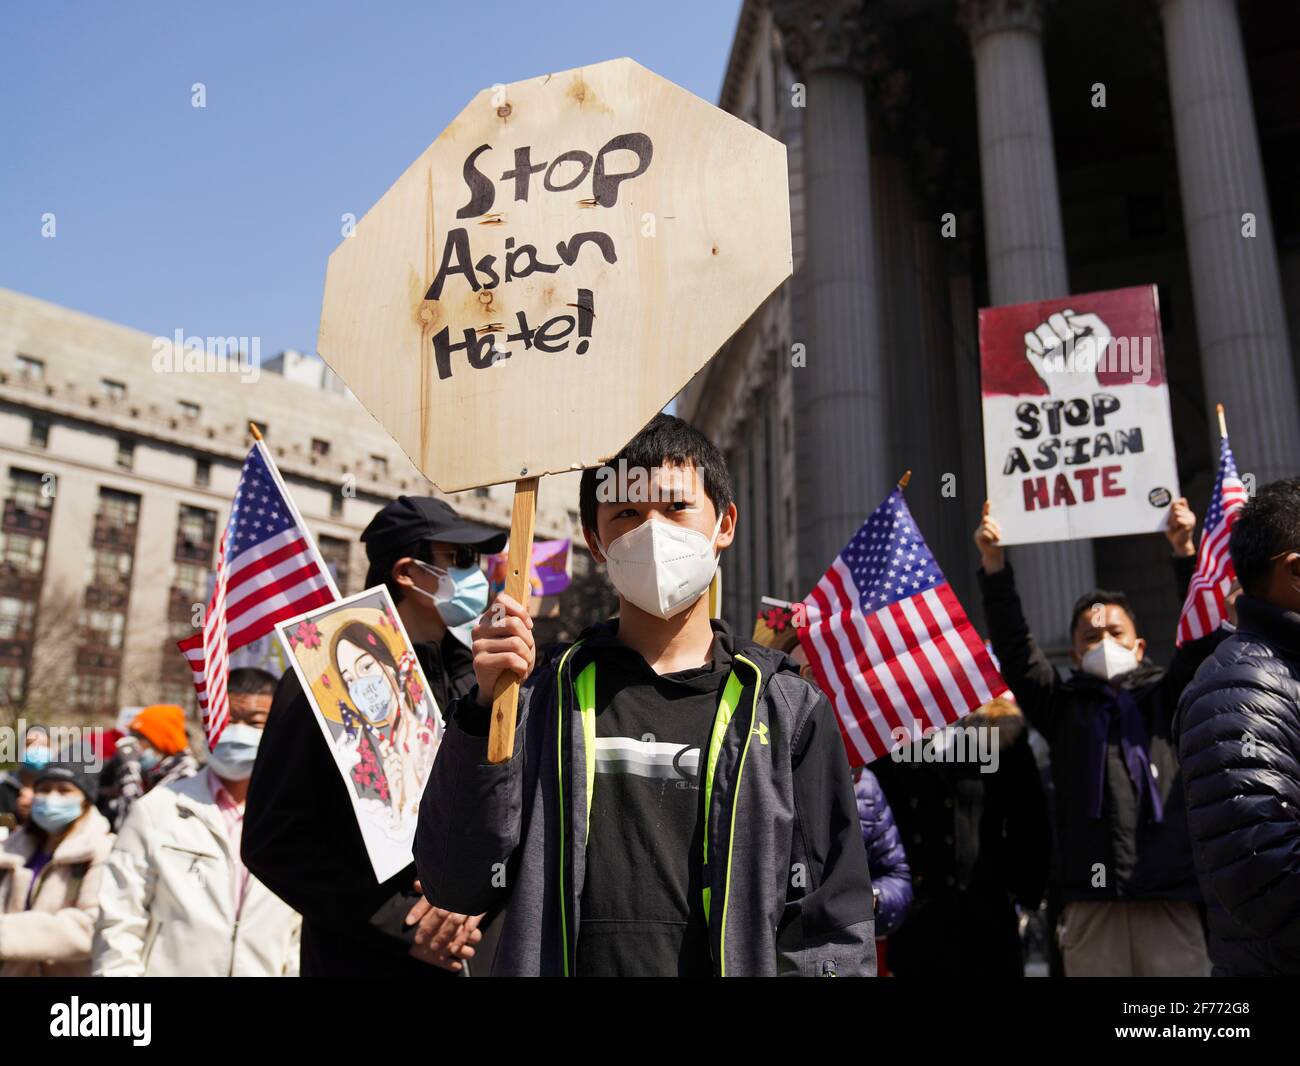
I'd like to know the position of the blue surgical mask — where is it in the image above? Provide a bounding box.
[138,748,161,773]
[31,794,84,833]
[207,723,262,782]
[348,673,394,724]
[413,560,489,627]
[21,746,50,773]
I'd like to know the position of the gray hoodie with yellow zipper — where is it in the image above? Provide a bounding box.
[414,619,876,976]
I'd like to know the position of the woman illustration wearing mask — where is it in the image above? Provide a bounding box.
[0,763,114,976]
[331,621,439,834]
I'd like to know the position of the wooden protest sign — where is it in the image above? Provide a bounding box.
[978,284,1180,545]
[318,58,792,760]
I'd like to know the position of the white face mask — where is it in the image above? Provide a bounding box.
[207,723,263,782]
[1080,635,1139,681]
[599,515,723,620]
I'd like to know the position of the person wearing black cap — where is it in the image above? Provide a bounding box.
[0,762,115,977]
[242,495,506,976]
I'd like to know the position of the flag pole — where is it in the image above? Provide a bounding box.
[898,469,912,491]
[247,422,341,599]
[1216,403,1228,440]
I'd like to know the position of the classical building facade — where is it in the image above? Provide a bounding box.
[681,0,1300,661]
[0,288,585,723]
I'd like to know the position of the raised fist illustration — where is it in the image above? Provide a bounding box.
[1023,309,1110,396]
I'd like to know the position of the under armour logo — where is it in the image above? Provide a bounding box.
[752,722,769,746]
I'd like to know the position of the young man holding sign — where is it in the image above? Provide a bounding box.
[973,499,1227,976]
[415,415,875,976]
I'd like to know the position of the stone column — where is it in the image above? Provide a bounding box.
[960,0,1096,652]
[1159,0,1300,481]
[773,0,891,590]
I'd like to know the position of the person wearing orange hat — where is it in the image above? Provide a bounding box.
[96,705,198,832]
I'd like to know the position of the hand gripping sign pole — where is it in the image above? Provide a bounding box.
[489,475,539,762]
[316,59,792,762]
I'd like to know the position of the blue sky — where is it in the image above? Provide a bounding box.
[0,0,742,356]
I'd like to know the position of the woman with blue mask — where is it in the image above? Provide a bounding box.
[0,763,114,977]
[330,621,440,832]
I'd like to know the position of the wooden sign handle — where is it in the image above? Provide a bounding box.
[487,476,539,764]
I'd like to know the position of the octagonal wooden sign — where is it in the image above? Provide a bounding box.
[317,57,792,493]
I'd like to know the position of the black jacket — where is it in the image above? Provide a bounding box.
[242,630,475,977]
[871,706,1051,975]
[1174,596,1300,975]
[978,558,1223,902]
[415,620,876,976]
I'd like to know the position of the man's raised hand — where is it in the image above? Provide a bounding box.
[1164,496,1197,558]
[974,500,1007,574]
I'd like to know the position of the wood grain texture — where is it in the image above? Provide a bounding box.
[487,477,539,764]
[318,57,792,492]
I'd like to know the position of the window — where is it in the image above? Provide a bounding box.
[475,487,491,499]
[178,400,200,420]
[311,438,330,458]
[16,355,44,381]
[330,490,343,519]
[195,459,211,487]
[98,488,140,527]
[80,609,126,649]
[29,418,49,449]
[174,561,209,601]
[177,505,216,548]
[0,532,45,573]
[0,597,36,639]
[116,438,134,470]
[371,454,388,476]
[9,469,50,511]
[175,505,216,566]
[101,379,127,401]
[319,535,351,594]
[89,549,133,587]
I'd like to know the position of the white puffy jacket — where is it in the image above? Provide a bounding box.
[93,772,300,976]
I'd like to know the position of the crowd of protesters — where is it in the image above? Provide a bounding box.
[0,415,1296,977]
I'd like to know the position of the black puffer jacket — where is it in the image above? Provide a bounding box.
[1174,597,1300,976]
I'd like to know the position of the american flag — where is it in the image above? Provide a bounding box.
[797,488,1008,765]
[1176,434,1247,645]
[178,442,338,742]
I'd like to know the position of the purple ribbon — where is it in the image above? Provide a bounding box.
[1084,685,1165,824]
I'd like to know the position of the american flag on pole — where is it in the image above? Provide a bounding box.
[178,441,338,743]
[1176,434,1247,645]
[797,488,1008,766]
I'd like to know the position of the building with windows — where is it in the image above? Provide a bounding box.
[0,287,588,723]
[681,0,1300,661]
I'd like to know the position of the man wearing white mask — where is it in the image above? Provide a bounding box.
[416,414,876,976]
[974,499,1227,977]
[93,669,300,975]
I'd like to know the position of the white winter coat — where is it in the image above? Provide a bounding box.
[93,772,300,976]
